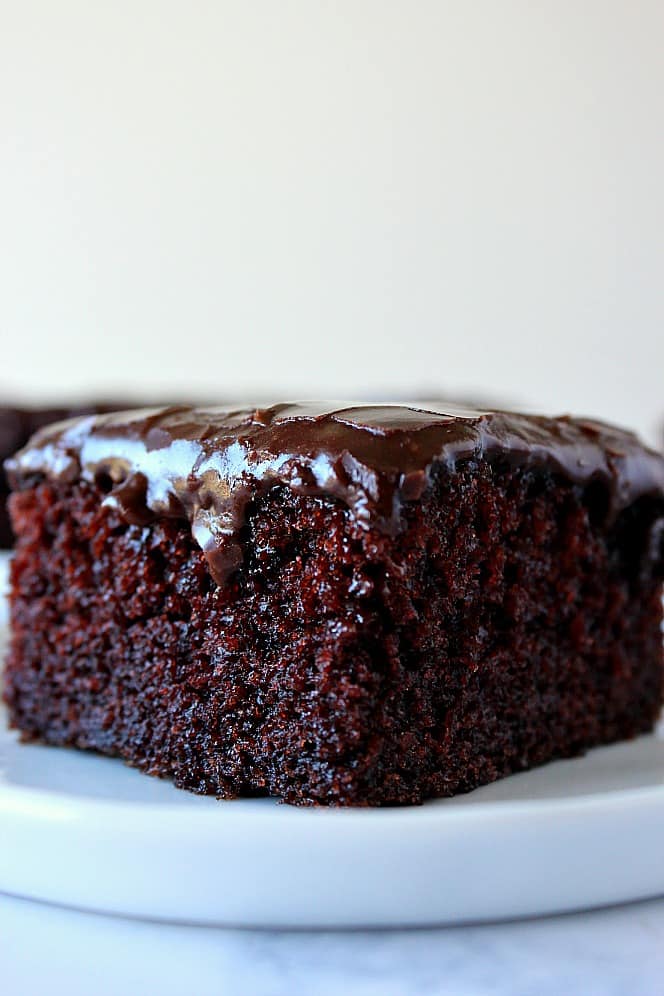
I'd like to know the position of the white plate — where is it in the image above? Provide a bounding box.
[1,547,663,927]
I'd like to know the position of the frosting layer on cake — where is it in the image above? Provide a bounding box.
[7,403,664,584]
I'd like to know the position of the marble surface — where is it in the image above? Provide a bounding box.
[1,891,663,996]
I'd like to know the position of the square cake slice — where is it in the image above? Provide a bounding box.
[4,403,664,805]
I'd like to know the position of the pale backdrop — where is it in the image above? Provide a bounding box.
[1,1,662,441]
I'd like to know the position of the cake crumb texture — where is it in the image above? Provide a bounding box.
[5,457,663,805]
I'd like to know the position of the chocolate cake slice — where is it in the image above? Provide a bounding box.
[4,403,664,806]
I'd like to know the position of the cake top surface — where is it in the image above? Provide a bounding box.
[7,403,664,584]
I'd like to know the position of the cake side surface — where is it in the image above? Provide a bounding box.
[4,405,663,806]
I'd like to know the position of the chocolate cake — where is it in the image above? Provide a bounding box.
[4,403,664,806]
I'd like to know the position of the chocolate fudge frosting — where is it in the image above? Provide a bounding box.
[7,403,664,585]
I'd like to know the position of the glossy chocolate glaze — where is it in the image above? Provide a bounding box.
[7,403,664,585]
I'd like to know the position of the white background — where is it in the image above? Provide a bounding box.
[1,1,662,441]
